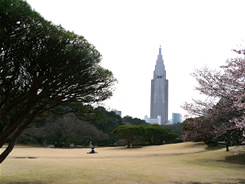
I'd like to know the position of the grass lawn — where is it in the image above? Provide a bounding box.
[1,142,245,184]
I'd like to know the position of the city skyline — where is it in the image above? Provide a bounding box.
[26,0,245,120]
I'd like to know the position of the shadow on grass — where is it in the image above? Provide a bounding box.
[223,153,245,165]
[205,144,225,151]
[173,179,245,184]
[171,181,211,184]
[14,157,37,159]
[106,146,143,150]
[236,179,245,184]
[3,182,46,184]
[187,180,245,184]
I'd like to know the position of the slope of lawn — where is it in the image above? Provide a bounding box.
[1,142,245,184]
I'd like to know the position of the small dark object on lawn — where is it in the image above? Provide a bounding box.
[87,147,98,154]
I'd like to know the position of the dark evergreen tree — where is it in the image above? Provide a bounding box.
[0,0,116,163]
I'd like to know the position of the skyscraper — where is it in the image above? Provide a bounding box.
[172,113,182,124]
[150,46,168,124]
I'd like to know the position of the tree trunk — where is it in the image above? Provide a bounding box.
[0,99,37,147]
[0,138,17,163]
[0,124,26,163]
[0,110,40,163]
[126,140,131,148]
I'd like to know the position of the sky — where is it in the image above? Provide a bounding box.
[26,0,245,120]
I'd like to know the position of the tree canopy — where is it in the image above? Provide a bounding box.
[182,49,245,148]
[0,0,116,163]
[142,124,178,145]
[112,125,144,147]
[112,124,178,147]
[122,116,146,125]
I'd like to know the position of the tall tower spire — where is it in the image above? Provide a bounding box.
[157,46,163,62]
[150,46,169,124]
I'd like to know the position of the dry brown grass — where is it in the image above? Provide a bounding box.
[1,142,245,184]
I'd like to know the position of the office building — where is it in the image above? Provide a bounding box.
[150,46,168,124]
[172,113,182,124]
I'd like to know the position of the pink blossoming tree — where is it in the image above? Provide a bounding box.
[182,49,245,148]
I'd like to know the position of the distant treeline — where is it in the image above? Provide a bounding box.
[15,104,183,147]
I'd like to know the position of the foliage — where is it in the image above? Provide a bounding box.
[182,49,245,146]
[0,0,116,163]
[45,113,108,147]
[142,124,177,144]
[163,122,184,135]
[19,105,121,147]
[77,105,123,145]
[112,124,178,147]
[122,116,146,125]
[181,117,215,144]
[89,106,123,134]
[112,125,144,147]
